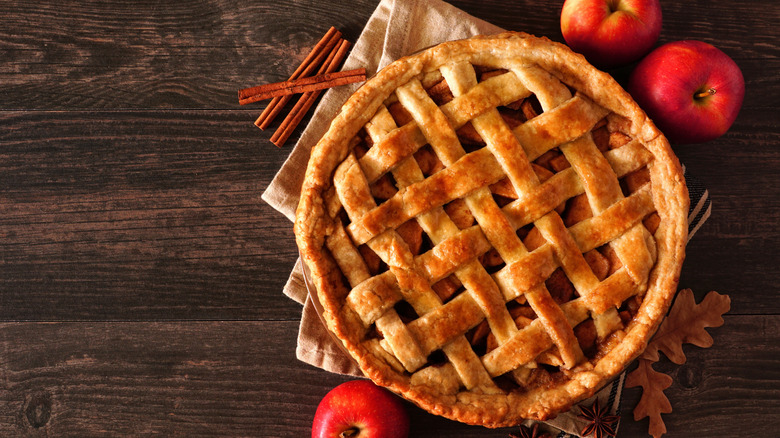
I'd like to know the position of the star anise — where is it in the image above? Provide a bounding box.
[578,399,620,438]
[509,422,551,438]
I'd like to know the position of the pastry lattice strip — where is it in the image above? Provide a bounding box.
[336,106,502,392]
[330,61,658,392]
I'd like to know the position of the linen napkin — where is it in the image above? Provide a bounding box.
[261,0,711,436]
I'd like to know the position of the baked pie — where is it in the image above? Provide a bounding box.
[295,32,688,427]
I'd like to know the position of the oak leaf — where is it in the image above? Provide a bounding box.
[626,289,730,438]
[642,289,731,364]
[625,358,673,438]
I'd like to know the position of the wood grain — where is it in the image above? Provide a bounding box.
[0,0,378,110]
[0,0,777,436]
[0,321,322,436]
[0,0,776,109]
[619,315,780,437]
[674,107,780,315]
[0,109,772,320]
[0,316,775,436]
[0,110,301,321]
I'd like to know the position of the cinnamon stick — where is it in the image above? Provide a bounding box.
[269,39,344,147]
[271,39,352,147]
[254,27,342,130]
[238,68,366,105]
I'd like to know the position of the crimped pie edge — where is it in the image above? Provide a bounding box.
[294,32,688,427]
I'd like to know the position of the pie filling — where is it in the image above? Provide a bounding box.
[296,33,687,426]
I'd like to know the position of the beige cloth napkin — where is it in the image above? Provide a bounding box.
[261,0,705,435]
[262,0,503,374]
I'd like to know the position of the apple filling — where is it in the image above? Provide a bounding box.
[330,65,660,393]
[296,32,689,426]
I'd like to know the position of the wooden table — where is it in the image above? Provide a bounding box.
[1,0,777,436]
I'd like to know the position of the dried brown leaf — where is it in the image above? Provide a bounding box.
[625,358,673,438]
[626,289,731,438]
[642,289,731,364]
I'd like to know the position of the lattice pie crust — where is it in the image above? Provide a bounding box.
[295,32,688,427]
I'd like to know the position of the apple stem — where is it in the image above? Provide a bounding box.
[339,427,360,438]
[694,88,717,99]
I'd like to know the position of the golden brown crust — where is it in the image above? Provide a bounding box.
[295,32,687,427]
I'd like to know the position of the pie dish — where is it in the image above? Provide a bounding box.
[294,32,688,427]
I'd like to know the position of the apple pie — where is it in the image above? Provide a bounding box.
[294,32,688,427]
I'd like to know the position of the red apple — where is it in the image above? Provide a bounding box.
[312,380,409,438]
[628,40,745,144]
[561,0,662,68]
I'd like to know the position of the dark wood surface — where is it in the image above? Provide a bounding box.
[0,0,777,436]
